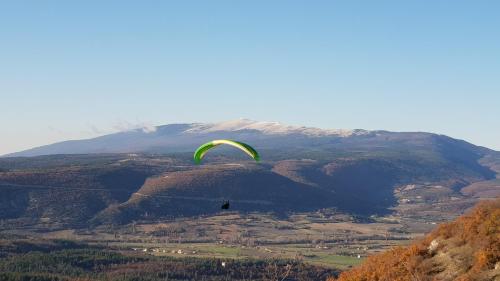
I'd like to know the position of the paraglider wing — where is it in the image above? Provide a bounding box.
[193,139,260,164]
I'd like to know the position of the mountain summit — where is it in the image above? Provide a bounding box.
[3,119,495,158]
[4,119,368,157]
[185,119,364,137]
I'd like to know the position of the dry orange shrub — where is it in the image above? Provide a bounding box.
[329,199,500,281]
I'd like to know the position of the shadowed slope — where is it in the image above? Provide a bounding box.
[93,164,335,224]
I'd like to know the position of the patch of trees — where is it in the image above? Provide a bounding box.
[0,245,338,281]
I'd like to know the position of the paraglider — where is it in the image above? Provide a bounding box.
[193,139,260,164]
[193,139,259,211]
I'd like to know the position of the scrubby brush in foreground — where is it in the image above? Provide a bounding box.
[328,199,500,281]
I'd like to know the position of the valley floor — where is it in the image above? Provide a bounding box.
[2,210,419,271]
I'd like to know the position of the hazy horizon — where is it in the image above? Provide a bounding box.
[1,1,499,154]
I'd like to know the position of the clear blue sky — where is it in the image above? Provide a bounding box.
[1,1,499,155]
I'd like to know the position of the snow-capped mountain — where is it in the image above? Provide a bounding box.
[184,119,366,137]
[3,119,492,158]
[4,119,373,157]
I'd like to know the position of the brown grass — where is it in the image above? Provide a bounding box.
[329,199,500,281]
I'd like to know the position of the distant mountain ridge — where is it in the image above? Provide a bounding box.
[4,119,496,158]
[184,119,366,137]
[0,119,499,226]
[4,119,371,157]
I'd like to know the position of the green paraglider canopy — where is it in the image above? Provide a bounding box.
[193,139,260,164]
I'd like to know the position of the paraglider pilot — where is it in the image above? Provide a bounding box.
[221,200,230,210]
